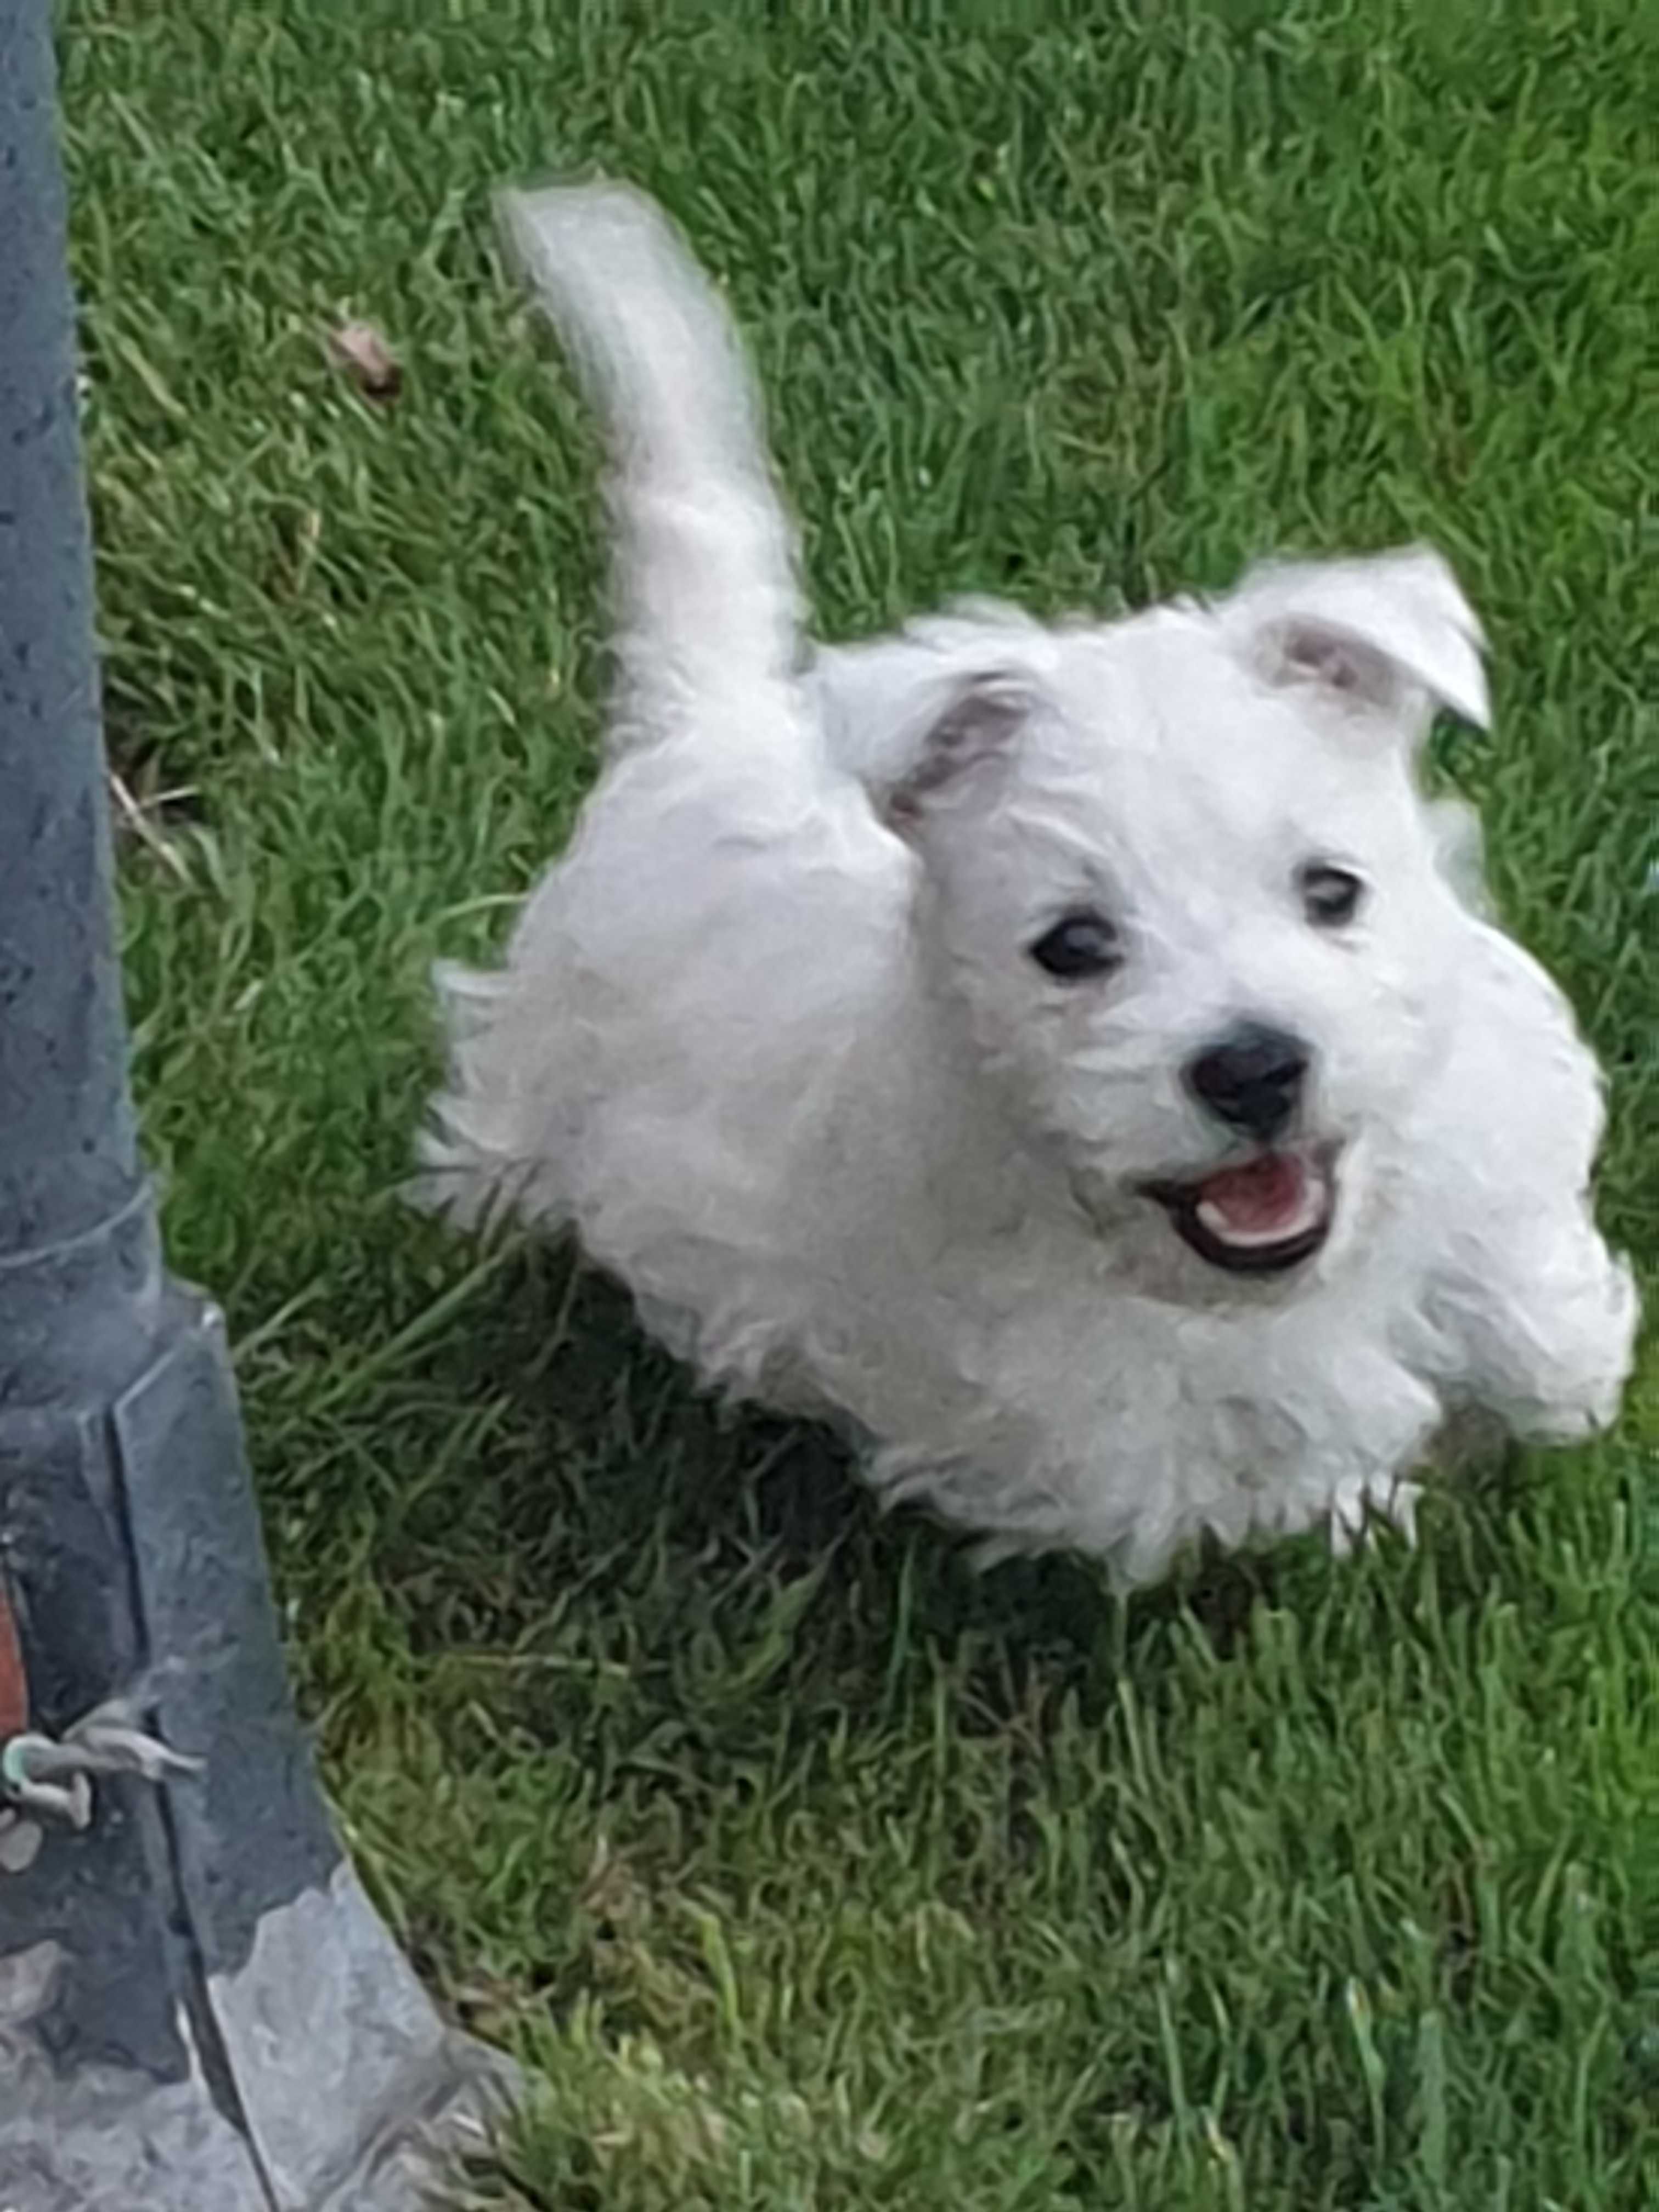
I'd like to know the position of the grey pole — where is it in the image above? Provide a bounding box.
[0,4,512,2204]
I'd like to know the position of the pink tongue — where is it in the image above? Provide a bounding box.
[1194,1152,1307,1233]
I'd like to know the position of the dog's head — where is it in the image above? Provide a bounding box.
[837,549,1490,1292]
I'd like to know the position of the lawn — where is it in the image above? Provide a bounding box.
[60,2,1659,2204]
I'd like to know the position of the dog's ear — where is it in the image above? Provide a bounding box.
[883,669,1035,833]
[1222,547,1489,741]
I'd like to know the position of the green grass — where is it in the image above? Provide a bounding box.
[60,1,1659,2203]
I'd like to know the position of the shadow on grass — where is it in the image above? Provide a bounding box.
[369,1234,1536,1743]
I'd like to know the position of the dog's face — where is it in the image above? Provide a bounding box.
[881,551,1491,1293]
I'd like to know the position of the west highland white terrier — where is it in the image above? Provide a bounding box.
[417,182,1637,1584]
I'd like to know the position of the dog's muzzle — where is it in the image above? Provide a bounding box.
[1140,1141,1339,1276]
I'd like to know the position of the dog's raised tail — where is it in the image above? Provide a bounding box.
[498,182,803,746]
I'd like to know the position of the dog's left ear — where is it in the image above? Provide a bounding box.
[1221,546,1489,742]
[882,669,1037,833]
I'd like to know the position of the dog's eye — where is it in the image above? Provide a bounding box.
[1029,910,1124,981]
[1299,863,1365,928]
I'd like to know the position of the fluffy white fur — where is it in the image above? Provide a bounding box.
[417,182,1638,1585]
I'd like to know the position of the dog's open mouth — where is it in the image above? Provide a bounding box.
[1142,1145,1337,1275]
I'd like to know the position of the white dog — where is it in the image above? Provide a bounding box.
[417,182,1637,1584]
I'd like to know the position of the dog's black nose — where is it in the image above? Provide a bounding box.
[1184,1023,1310,1141]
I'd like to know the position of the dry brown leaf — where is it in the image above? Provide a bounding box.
[325,319,402,402]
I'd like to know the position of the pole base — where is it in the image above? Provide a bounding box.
[2,1860,517,2210]
[0,1271,521,2210]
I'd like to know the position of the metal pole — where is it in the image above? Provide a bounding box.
[0,4,511,2204]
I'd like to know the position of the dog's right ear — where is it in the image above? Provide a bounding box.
[882,670,1035,834]
[1220,546,1490,746]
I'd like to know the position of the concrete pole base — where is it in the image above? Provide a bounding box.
[4,1877,515,2211]
[0,1272,521,2212]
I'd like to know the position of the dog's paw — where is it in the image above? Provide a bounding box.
[1500,1250,1640,1446]
[1327,1473,1421,1559]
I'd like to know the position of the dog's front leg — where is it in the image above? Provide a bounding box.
[1430,1211,1638,1446]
